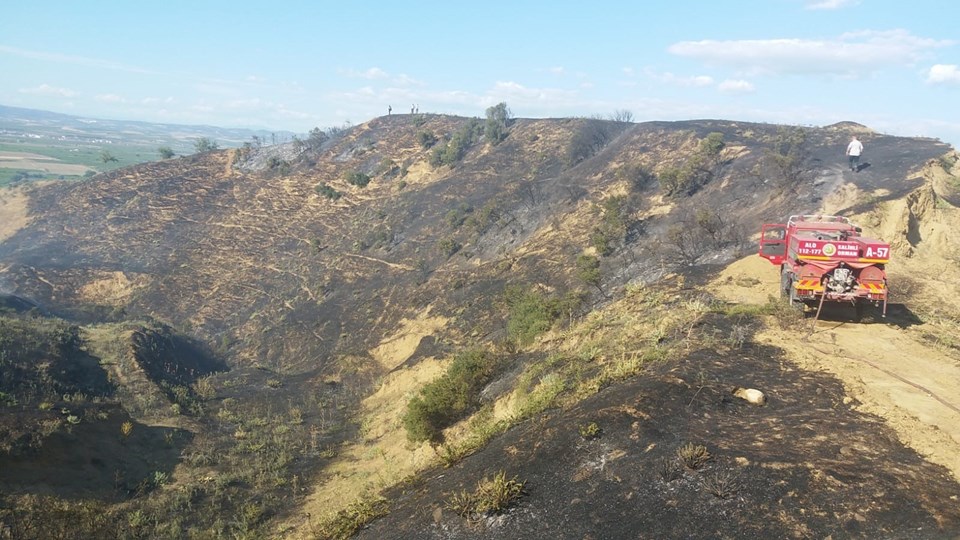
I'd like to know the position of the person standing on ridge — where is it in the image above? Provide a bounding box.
[846,135,864,172]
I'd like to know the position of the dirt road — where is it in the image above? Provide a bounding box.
[713,254,960,482]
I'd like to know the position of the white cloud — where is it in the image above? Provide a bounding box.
[486,81,580,108]
[718,79,755,92]
[547,66,565,75]
[645,69,714,87]
[668,29,952,76]
[805,0,860,10]
[0,45,152,73]
[226,98,265,109]
[341,67,389,80]
[18,83,77,97]
[391,73,425,87]
[141,96,175,105]
[926,64,960,84]
[95,93,126,103]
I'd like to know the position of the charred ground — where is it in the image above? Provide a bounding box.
[1,113,959,538]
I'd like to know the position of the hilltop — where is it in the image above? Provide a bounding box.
[1,112,959,539]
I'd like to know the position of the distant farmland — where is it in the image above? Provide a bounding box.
[0,151,93,176]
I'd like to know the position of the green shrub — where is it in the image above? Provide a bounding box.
[764,127,813,189]
[416,130,438,149]
[403,349,498,443]
[343,170,371,188]
[428,119,483,168]
[616,162,657,191]
[464,200,500,235]
[315,183,342,200]
[576,255,601,288]
[484,102,512,146]
[657,132,727,197]
[438,238,462,257]
[266,156,291,175]
[445,203,474,229]
[503,286,582,347]
[193,137,219,153]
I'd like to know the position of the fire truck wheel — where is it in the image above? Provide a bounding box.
[787,282,803,309]
[781,270,802,309]
[779,269,792,298]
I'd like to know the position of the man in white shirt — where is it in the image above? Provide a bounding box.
[846,136,864,172]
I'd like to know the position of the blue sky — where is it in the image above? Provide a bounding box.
[2,0,959,146]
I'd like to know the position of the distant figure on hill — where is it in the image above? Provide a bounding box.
[411,104,415,114]
[846,135,864,172]
[388,105,392,115]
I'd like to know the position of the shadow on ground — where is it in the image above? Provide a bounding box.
[360,342,960,539]
[0,406,190,499]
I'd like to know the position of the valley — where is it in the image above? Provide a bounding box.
[1,112,959,539]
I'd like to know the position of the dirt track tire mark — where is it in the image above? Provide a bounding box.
[810,344,960,416]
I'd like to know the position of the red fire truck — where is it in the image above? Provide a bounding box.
[758,215,889,318]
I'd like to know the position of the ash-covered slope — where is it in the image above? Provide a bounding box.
[1,116,948,377]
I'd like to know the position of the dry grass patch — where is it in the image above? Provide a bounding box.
[0,187,31,242]
[445,470,526,522]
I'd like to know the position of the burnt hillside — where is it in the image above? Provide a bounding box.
[1,114,958,539]
[0,116,949,375]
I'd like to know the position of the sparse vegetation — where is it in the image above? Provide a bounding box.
[316,183,342,200]
[438,237,462,257]
[158,146,175,159]
[704,469,740,499]
[429,118,483,167]
[193,137,219,153]
[416,130,438,149]
[312,495,389,540]
[762,126,814,190]
[267,155,291,175]
[375,157,400,178]
[658,456,685,482]
[503,285,583,347]
[677,442,712,469]
[657,132,726,197]
[445,202,474,229]
[616,161,657,191]
[343,170,371,188]
[566,118,620,166]
[4,110,957,540]
[590,195,629,256]
[578,421,601,440]
[446,470,525,521]
[99,149,119,164]
[576,254,601,291]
